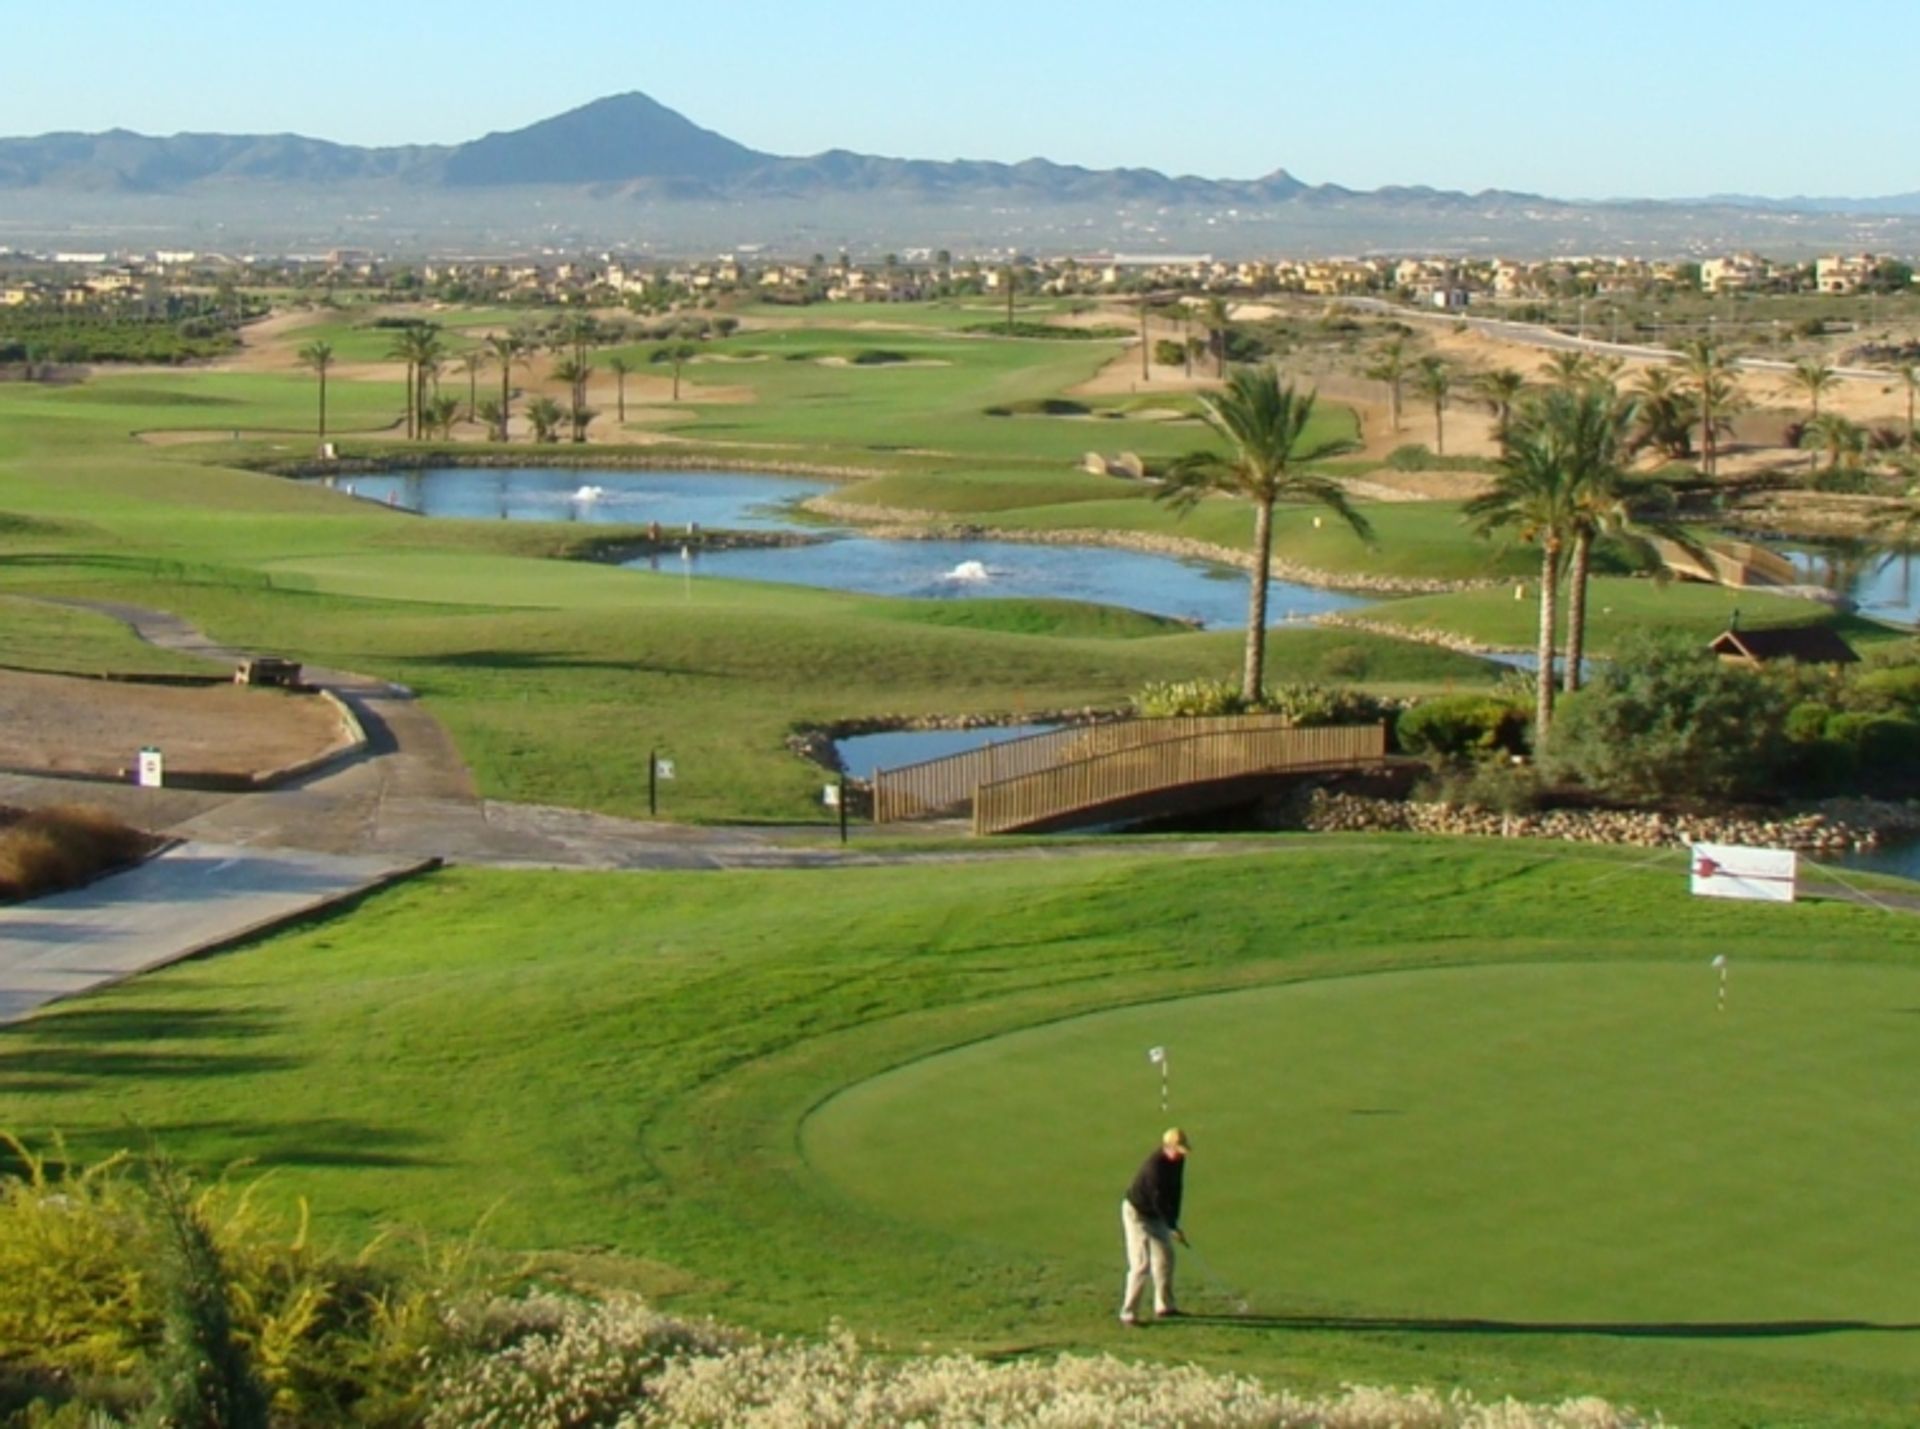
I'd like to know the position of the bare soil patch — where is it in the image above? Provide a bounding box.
[0,669,354,781]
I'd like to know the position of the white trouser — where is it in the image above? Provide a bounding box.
[1120,1198,1175,1318]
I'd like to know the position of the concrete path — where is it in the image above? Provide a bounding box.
[33,599,787,867]
[0,842,431,1024]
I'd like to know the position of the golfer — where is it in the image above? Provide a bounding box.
[1119,1126,1189,1324]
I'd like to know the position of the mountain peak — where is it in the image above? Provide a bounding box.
[441,90,766,186]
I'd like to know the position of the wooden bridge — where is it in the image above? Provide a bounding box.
[871,717,1388,835]
[1646,535,1799,589]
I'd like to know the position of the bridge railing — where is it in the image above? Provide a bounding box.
[870,714,1300,823]
[972,722,1388,836]
[1647,535,1799,589]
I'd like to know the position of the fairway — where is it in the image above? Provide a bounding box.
[805,961,1920,1372]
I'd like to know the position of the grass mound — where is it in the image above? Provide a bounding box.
[55,386,240,408]
[852,596,1192,639]
[983,397,1094,417]
[0,805,156,902]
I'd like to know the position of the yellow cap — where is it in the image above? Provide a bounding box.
[1163,1127,1190,1150]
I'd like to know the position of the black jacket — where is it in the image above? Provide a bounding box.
[1125,1149,1184,1230]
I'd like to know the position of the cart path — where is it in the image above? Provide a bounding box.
[30,598,787,867]
[0,842,432,1024]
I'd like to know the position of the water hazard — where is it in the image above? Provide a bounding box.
[336,466,1367,629]
[1777,544,1919,628]
[834,723,1060,780]
[333,467,831,531]
[658,537,1364,629]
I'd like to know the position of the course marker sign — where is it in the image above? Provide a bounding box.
[1690,843,1797,903]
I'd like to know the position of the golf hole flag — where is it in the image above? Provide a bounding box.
[1690,843,1797,903]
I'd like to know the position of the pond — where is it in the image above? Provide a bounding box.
[834,723,1061,780]
[330,467,830,531]
[643,537,1365,629]
[1775,544,1918,628]
[1836,840,1920,884]
[335,466,1367,629]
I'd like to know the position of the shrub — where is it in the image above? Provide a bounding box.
[1418,761,1543,815]
[1397,695,1530,765]
[1785,701,1835,743]
[0,1138,485,1428]
[1849,665,1920,715]
[1824,711,1920,772]
[1259,682,1389,727]
[645,1329,1654,1428]
[141,1158,271,1429]
[848,349,908,366]
[0,806,155,903]
[0,802,153,902]
[1130,678,1245,718]
[1544,632,1790,802]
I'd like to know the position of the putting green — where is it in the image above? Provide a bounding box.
[804,962,1920,1369]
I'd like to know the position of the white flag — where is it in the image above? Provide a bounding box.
[1147,1046,1166,1065]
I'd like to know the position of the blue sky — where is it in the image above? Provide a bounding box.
[5,1,1911,199]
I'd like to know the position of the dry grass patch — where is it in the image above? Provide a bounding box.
[0,805,158,902]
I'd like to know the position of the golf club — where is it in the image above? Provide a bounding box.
[1181,1236,1252,1315]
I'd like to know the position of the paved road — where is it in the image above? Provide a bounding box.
[1337,297,1895,381]
[0,842,429,1024]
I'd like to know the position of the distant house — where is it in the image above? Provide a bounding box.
[1709,625,1859,667]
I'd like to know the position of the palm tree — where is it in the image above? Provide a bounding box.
[1465,412,1583,743]
[1510,386,1639,694]
[1412,356,1451,455]
[525,395,564,444]
[1799,412,1867,472]
[296,339,334,447]
[486,333,526,440]
[552,356,593,442]
[1472,368,1528,447]
[1629,367,1697,460]
[1894,361,1917,452]
[1542,350,1593,389]
[458,350,486,422]
[1198,296,1233,377]
[608,354,632,424]
[426,392,461,441]
[385,327,421,439]
[1155,368,1370,701]
[1676,337,1741,477]
[1364,338,1408,435]
[655,342,696,401]
[1786,357,1839,422]
[475,397,505,444]
[386,323,444,444]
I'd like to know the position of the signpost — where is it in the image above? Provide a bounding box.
[649,751,675,817]
[1689,843,1797,903]
[137,747,164,789]
[823,776,849,844]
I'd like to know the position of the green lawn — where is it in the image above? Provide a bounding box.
[1360,579,1890,654]
[4,840,1916,1425]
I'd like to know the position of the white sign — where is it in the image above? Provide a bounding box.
[822,783,841,808]
[654,759,676,781]
[137,746,164,789]
[1690,843,1797,903]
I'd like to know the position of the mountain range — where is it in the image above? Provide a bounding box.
[1,92,1916,257]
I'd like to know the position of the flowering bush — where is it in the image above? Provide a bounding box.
[643,1328,1655,1429]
